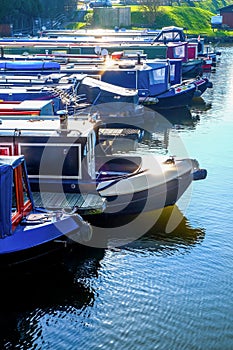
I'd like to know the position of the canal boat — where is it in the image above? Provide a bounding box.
[0,85,71,112]
[0,115,207,215]
[0,155,93,269]
[71,76,148,127]
[54,59,196,109]
[0,27,207,77]
[0,74,148,127]
[0,100,55,116]
[65,59,205,109]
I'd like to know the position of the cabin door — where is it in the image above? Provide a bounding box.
[87,131,96,179]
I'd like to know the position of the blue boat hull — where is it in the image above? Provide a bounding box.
[0,212,91,269]
[142,86,196,110]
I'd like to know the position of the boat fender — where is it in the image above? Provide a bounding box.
[206,81,213,88]
[194,89,202,97]
[119,63,135,69]
[69,213,93,242]
[79,221,93,242]
[193,168,207,181]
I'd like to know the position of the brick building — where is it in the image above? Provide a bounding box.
[219,4,233,29]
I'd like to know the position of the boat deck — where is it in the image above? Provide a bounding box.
[33,192,105,215]
[99,127,142,139]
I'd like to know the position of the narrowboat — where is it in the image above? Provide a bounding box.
[0,155,94,269]
[0,114,207,216]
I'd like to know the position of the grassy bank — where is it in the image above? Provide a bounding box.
[72,0,233,38]
[131,6,214,35]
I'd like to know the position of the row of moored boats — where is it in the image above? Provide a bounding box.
[0,26,214,269]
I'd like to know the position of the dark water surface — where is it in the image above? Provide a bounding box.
[1,45,233,349]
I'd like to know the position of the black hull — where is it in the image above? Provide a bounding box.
[30,168,192,216]
[143,89,195,110]
[0,237,75,272]
[102,171,192,215]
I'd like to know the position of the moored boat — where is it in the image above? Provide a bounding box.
[0,114,207,216]
[0,100,55,116]
[58,59,197,109]
[0,155,93,269]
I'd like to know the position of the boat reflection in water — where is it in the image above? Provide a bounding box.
[0,206,205,349]
[86,201,205,252]
[148,105,200,132]
[124,205,205,255]
[190,96,212,113]
[138,106,200,155]
[101,105,201,154]
[0,246,105,349]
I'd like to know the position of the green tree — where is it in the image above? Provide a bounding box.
[139,0,162,25]
[0,0,41,31]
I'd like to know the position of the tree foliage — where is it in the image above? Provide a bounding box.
[139,0,162,25]
[0,0,77,33]
[0,0,41,22]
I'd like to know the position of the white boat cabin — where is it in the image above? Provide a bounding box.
[0,116,100,193]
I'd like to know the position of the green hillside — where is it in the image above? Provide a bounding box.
[132,6,214,33]
[191,0,232,13]
[75,0,233,36]
[131,0,233,35]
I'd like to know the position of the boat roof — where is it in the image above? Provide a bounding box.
[60,60,167,74]
[0,72,67,84]
[0,116,100,137]
[81,76,138,96]
[0,100,53,111]
[161,26,184,33]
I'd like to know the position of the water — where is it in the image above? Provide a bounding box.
[1,46,233,349]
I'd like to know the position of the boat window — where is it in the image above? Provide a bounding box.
[87,131,96,179]
[19,143,81,180]
[11,177,17,215]
[173,45,185,59]
[22,167,31,205]
[164,32,174,41]
[170,64,175,81]
[150,68,166,84]
[0,146,12,156]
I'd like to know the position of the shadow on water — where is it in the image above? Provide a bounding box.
[123,205,205,255]
[0,246,105,349]
[154,106,200,129]
[0,205,205,349]
[88,205,205,254]
[190,96,212,115]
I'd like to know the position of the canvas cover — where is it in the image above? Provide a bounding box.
[138,63,168,96]
[100,63,168,97]
[0,61,60,71]
[77,76,139,105]
[147,59,182,86]
[167,42,188,62]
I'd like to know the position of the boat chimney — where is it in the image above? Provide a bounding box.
[137,52,142,65]
[57,110,68,131]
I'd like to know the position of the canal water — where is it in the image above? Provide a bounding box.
[1,45,233,349]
